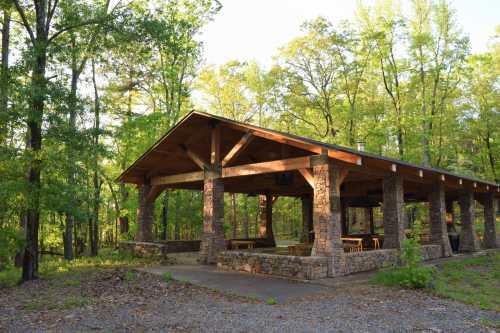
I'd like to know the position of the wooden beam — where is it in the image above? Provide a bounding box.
[152,171,204,186]
[222,122,361,165]
[222,156,311,178]
[210,123,221,167]
[145,185,164,204]
[180,144,209,170]
[298,168,314,189]
[221,131,254,167]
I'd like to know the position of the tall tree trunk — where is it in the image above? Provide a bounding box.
[231,193,237,239]
[22,5,49,280]
[174,191,180,240]
[0,9,10,142]
[160,191,169,240]
[90,59,100,256]
[243,195,249,239]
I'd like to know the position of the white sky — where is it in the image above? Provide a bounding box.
[199,0,499,68]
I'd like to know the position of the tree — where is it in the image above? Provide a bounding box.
[12,0,110,280]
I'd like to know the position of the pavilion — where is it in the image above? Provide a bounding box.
[118,111,499,279]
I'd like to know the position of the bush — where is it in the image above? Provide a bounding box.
[373,222,435,289]
[0,225,24,270]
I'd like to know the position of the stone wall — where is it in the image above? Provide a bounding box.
[156,240,201,253]
[217,244,443,280]
[119,241,167,258]
[217,251,329,280]
[119,240,203,257]
[342,244,441,275]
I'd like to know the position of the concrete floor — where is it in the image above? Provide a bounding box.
[138,265,334,302]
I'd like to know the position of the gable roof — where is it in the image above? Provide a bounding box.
[118,111,499,196]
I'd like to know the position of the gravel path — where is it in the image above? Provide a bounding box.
[1,268,498,332]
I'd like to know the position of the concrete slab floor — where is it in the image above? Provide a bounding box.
[137,265,333,303]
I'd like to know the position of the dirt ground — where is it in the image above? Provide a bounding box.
[1,267,499,332]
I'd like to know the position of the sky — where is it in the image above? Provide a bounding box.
[199,0,500,68]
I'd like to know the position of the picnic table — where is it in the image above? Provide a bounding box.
[288,243,313,256]
[231,240,256,250]
[341,237,364,252]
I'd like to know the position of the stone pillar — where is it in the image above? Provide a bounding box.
[483,193,498,249]
[458,190,480,252]
[258,194,275,246]
[199,170,226,264]
[135,181,154,242]
[301,195,313,243]
[382,175,405,249]
[311,155,344,276]
[428,182,452,257]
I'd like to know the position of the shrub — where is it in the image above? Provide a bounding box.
[373,221,435,289]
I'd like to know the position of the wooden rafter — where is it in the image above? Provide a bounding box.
[151,156,313,186]
[180,144,209,170]
[222,156,311,178]
[221,131,254,167]
[152,171,205,186]
[210,123,221,167]
[298,168,314,189]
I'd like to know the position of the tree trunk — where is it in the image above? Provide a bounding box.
[243,195,249,239]
[23,27,48,281]
[160,191,169,240]
[90,59,100,256]
[174,191,180,240]
[231,193,237,239]
[0,10,10,142]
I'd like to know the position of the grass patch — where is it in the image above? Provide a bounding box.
[62,296,90,309]
[124,270,136,281]
[162,272,173,282]
[431,252,500,312]
[0,248,160,288]
[266,297,278,305]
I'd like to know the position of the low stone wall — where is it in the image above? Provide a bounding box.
[119,241,167,258]
[156,240,201,253]
[217,244,444,280]
[343,249,398,275]
[420,244,442,261]
[119,240,202,258]
[217,251,329,280]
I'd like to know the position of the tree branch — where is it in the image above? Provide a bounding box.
[12,0,35,45]
[48,18,104,44]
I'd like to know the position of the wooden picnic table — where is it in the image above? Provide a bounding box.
[231,240,256,250]
[288,243,313,256]
[341,237,364,252]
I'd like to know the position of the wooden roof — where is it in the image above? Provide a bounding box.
[118,111,499,201]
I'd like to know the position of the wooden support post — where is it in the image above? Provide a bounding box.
[382,174,405,249]
[428,182,452,257]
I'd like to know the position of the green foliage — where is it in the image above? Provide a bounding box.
[373,222,435,289]
[0,225,24,269]
[162,272,173,282]
[265,297,278,305]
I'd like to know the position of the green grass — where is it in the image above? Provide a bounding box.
[162,272,173,282]
[431,252,500,311]
[266,297,278,305]
[0,248,160,288]
[373,251,500,311]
